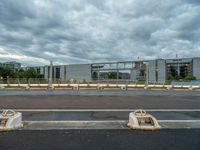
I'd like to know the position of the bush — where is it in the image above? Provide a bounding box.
[0,66,14,78]
[0,67,42,79]
[184,75,196,81]
[167,75,175,81]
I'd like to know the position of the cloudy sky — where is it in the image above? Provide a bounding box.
[0,0,200,66]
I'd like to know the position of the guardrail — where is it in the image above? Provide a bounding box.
[0,78,200,90]
[0,83,200,90]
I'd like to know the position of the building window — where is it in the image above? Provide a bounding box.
[56,68,60,79]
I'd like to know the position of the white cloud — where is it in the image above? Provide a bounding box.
[0,0,199,66]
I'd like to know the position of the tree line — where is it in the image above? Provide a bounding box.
[0,66,43,79]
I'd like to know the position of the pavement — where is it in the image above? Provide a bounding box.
[0,90,200,150]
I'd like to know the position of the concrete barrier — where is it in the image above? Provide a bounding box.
[0,110,23,131]
[127,109,161,130]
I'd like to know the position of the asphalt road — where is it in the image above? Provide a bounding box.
[20,111,200,121]
[0,90,200,150]
[0,94,200,109]
[1,89,200,96]
[0,129,200,150]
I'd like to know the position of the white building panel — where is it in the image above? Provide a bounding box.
[66,64,92,81]
[148,60,156,83]
[157,59,166,83]
[193,58,200,80]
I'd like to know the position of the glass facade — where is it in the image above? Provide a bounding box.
[167,63,191,79]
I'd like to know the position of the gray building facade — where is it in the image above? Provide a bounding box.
[65,64,92,81]
[148,60,156,83]
[28,57,200,83]
[34,64,92,82]
[157,59,166,83]
[193,58,200,80]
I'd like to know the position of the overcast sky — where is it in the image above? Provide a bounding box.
[0,0,200,66]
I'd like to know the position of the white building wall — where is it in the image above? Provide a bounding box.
[130,70,137,80]
[157,59,166,83]
[66,64,92,81]
[53,67,56,79]
[40,67,44,75]
[60,66,65,80]
[193,58,200,80]
[148,60,156,83]
[44,66,49,79]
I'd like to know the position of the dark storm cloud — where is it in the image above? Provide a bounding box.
[0,0,200,66]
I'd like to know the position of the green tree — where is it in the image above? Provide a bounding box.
[0,67,13,78]
[14,68,41,78]
[108,72,117,79]
[24,68,39,78]
[0,67,43,79]
[184,75,196,81]
[167,75,175,81]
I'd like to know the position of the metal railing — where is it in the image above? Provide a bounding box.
[0,78,164,84]
[0,78,200,90]
[1,78,200,85]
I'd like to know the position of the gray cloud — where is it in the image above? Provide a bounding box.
[0,0,200,66]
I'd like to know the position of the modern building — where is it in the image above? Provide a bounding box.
[31,64,92,82]
[0,61,21,72]
[4,61,21,72]
[0,63,13,69]
[28,57,200,83]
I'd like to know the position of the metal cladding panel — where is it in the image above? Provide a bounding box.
[53,67,57,79]
[40,67,44,75]
[166,58,192,64]
[157,60,166,83]
[60,66,65,80]
[66,64,92,81]
[44,66,48,79]
[193,58,200,80]
[148,60,156,83]
[130,69,137,80]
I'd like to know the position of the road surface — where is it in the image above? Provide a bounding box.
[0,90,200,150]
[0,90,200,109]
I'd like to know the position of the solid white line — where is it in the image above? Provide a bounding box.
[22,120,200,130]
[159,120,200,123]
[2,109,200,112]
[23,120,126,123]
[23,120,200,124]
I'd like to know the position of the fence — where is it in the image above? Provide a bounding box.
[0,78,200,90]
[0,78,167,85]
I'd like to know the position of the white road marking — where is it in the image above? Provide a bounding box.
[2,109,200,112]
[23,120,127,123]
[159,120,200,123]
[23,120,200,123]
[23,120,200,130]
